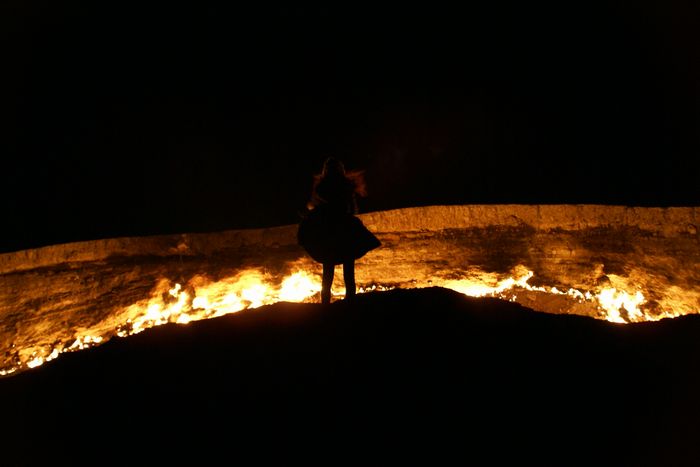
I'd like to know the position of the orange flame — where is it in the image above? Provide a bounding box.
[117,269,322,336]
[3,264,697,376]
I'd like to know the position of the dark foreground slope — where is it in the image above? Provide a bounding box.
[1,288,700,466]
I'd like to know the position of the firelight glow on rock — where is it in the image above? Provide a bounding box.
[0,204,698,377]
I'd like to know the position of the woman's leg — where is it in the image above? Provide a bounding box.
[321,263,334,304]
[343,260,356,299]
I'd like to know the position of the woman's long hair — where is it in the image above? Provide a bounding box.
[308,157,367,208]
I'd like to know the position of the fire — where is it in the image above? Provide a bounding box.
[437,265,663,324]
[279,271,324,302]
[442,266,536,297]
[2,264,697,377]
[596,288,645,323]
[17,335,104,372]
[117,270,322,336]
[0,269,322,376]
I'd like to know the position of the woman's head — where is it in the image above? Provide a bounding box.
[310,156,367,204]
[321,157,345,177]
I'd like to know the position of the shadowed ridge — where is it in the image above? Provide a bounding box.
[1,288,700,466]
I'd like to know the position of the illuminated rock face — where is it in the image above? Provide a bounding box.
[0,204,698,376]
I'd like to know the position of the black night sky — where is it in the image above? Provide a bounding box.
[1,3,699,252]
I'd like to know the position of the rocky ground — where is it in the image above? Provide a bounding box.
[1,287,699,466]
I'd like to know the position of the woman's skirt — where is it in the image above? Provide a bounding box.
[297,207,381,265]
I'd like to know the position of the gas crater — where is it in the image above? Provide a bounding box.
[0,204,698,377]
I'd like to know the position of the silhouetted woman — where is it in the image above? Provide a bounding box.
[298,157,381,304]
